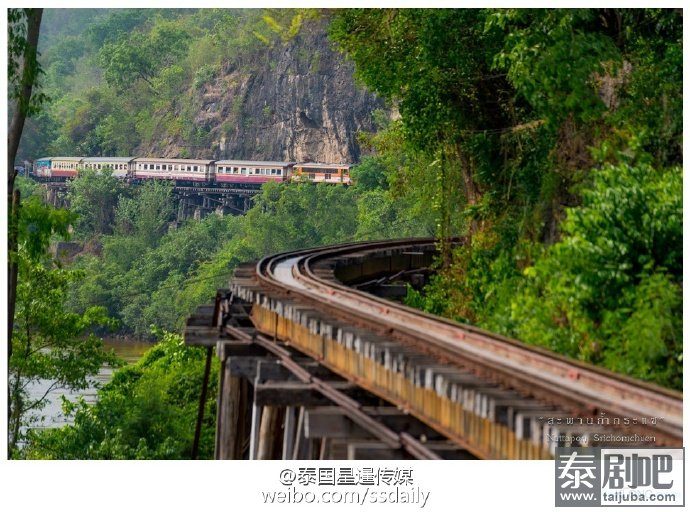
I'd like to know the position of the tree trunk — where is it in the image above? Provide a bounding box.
[7,8,43,195]
[7,7,43,459]
[7,7,43,411]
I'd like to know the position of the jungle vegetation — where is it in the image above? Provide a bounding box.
[11,8,682,459]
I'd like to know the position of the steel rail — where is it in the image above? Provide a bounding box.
[253,239,682,445]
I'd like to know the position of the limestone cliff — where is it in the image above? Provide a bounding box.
[143,19,384,164]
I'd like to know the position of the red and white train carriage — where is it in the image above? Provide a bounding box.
[132,157,215,182]
[215,160,294,185]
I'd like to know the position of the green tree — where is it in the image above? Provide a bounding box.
[9,198,119,457]
[99,21,189,92]
[245,182,359,255]
[24,331,217,460]
[503,160,682,388]
[114,180,176,246]
[67,167,129,238]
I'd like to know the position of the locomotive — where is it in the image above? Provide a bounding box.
[32,156,352,186]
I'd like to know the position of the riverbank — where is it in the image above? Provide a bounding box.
[25,337,154,430]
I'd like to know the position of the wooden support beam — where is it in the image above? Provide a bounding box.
[257,360,293,382]
[302,406,449,445]
[304,408,372,439]
[217,342,268,360]
[346,442,407,460]
[227,356,276,380]
[255,382,334,407]
[184,326,219,346]
[257,405,284,460]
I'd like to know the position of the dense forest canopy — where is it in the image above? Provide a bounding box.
[330,8,682,389]
[10,7,682,460]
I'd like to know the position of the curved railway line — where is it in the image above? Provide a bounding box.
[185,238,682,460]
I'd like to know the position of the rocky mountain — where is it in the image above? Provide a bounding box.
[142,18,384,164]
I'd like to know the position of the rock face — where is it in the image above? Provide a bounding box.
[145,19,384,164]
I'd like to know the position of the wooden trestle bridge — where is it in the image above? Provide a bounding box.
[184,239,682,460]
[37,178,260,221]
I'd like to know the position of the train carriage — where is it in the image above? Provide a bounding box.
[292,162,352,185]
[133,157,215,182]
[34,157,52,177]
[81,157,134,178]
[50,156,83,178]
[215,160,294,186]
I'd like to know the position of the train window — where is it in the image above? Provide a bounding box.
[156,165,161,170]
[241,168,247,174]
[193,166,198,172]
[277,169,282,175]
[308,173,316,180]
[325,173,331,180]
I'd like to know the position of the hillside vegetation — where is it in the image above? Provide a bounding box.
[19,8,381,163]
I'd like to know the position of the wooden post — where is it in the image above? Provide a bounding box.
[282,406,296,460]
[216,359,244,459]
[249,401,261,460]
[213,350,225,459]
[191,346,213,459]
[292,407,305,460]
[257,406,284,460]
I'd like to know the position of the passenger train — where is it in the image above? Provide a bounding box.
[32,157,353,186]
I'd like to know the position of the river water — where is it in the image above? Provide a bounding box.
[25,338,152,430]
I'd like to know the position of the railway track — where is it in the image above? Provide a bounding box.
[188,238,682,460]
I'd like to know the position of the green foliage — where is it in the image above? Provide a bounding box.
[505,162,681,388]
[333,8,682,389]
[114,180,175,245]
[9,199,118,458]
[489,9,618,127]
[17,195,75,261]
[67,167,129,239]
[17,8,316,159]
[245,182,358,254]
[99,20,190,92]
[8,9,48,117]
[193,64,219,90]
[14,176,41,199]
[24,331,218,459]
